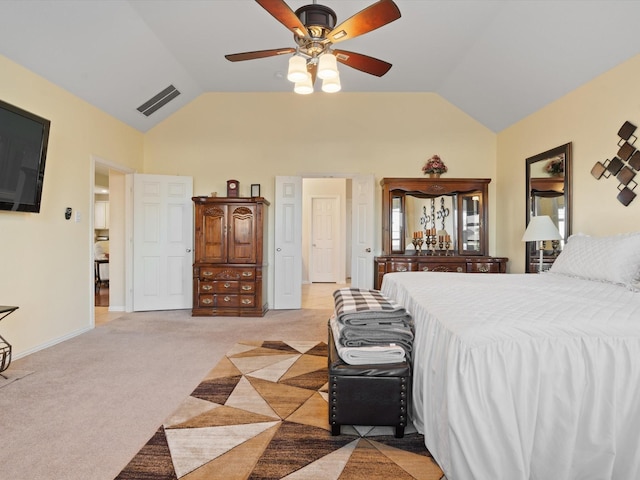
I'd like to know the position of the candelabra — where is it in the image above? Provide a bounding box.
[411,237,424,255]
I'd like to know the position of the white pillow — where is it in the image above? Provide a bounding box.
[549,232,640,289]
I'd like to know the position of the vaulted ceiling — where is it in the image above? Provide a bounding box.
[1,1,639,133]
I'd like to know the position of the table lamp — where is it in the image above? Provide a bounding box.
[522,215,562,273]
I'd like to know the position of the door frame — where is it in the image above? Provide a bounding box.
[90,155,135,326]
[273,172,375,309]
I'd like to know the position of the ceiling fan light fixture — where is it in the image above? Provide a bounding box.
[287,55,308,83]
[321,74,341,93]
[294,73,314,95]
[317,53,339,79]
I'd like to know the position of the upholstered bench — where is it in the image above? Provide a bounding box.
[328,323,411,438]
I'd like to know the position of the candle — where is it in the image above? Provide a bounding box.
[446,234,451,241]
[439,235,444,242]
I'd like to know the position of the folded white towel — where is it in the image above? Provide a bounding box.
[330,316,406,365]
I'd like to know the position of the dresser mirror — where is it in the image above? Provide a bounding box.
[525,143,572,273]
[382,178,490,256]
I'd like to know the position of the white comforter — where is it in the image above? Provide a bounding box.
[381,271,640,480]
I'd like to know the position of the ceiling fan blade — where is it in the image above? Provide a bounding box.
[327,0,401,44]
[256,0,309,38]
[225,48,295,62]
[334,49,392,77]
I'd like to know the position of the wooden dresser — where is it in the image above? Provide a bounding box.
[192,196,269,317]
[374,255,507,289]
[374,177,508,290]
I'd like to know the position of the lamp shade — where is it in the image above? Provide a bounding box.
[287,55,308,83]
[318,53,339,80]
[522,215,562,242]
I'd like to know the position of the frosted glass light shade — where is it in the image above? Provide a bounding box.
[318,53,339,79]
[294,73,313,94]
[321,74,341,93]
[287,55,308,83]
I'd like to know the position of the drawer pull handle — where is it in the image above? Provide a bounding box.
[201,298,212,305]
[397,266,407,272]
[223,296,231,302]
[456,267,463,272]
[202,285,212,291]
[224,282,231,288]
[422,267,429,271]
[242,299,252,305]
[478,265,490,273]
[203,271,213,277]
[242,272,252,277]
[242,285,252,291]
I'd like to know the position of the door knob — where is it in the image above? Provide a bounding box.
[366,248,371,252]
[186,249,192,253]
[276,248,282,252]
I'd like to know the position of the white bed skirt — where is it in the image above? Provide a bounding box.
[382,271,640,480]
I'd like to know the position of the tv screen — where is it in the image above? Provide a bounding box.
[0,99,51,213]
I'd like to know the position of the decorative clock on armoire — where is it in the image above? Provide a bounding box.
[227,179,239,197]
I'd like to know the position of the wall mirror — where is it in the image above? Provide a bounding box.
[525,143,572,272]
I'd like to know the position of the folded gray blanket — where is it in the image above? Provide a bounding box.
[330,317,406,365]
[333,287,413,327]
[332,316,414,355]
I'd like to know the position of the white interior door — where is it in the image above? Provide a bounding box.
[273,176,302,309]
[310,196,339,283]
[132,174,193,311]
[351,174,375,289]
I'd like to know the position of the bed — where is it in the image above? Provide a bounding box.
[380,232,640,480]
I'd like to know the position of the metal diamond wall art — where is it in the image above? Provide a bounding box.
[591,121,639,206]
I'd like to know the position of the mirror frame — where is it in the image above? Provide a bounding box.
[381,177,491,256]
[525,142,572,273]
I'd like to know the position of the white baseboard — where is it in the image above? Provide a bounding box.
[108,305,126,312]
[13,326,92,361]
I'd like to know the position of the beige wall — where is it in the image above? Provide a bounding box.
[144,92,498,299]
[497,53,640,272]
[0,55,143,356]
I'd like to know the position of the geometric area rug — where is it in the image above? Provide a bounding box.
[116,341,444,480]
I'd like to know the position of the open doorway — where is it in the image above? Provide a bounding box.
[94,168,110,309]
[274,174,373,309]
[302,178,350,285]
[91,156,133,326]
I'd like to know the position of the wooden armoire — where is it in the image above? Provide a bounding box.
[192,196,269,317]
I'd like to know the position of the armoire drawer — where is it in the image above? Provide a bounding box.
[199,280,256,294]
[198,266,255,281]
[198,294,255,308]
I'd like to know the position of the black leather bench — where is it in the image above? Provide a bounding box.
[328,322,411,438]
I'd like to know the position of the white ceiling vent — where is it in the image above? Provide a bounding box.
[137,85,180,117]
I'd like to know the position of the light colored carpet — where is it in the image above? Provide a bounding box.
[0,292,337,480]
[0,369,33,388]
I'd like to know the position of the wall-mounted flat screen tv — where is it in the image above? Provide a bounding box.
[0,99,51,213]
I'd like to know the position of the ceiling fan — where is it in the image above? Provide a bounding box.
[225,0,401,93]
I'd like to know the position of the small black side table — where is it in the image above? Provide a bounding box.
[0,306,19,378]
